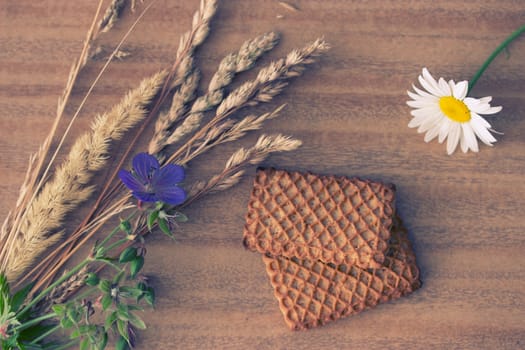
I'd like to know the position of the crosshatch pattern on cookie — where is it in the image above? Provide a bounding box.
[262,217,421,330]
[243,168,396,268]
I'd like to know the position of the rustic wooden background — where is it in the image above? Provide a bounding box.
[1,1,524,349]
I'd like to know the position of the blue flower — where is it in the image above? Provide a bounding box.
[118,153,186,205]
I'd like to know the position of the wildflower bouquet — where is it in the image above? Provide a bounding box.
[0,1,328,348]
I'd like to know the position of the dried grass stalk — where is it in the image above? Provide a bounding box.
[148,71,200,155]
[44,265,89,307]
[186,133,301,203]
[3,70,168,281]
[14,0,220,290]
[278,1,300,12]
[148,19,276,157]
[182,105,287,164]
[195,31,280,112]
[98,0,127,33]
[216,38,329,116]
[147,0,218,156]
[170,0,217,90]
[168,38,328,167]
[159,32,280,151]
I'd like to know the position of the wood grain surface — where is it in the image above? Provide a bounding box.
[1,1,525,349]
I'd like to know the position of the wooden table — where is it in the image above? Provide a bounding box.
[1,1,524,349]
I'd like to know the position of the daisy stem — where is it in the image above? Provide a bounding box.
[469,24,525,92]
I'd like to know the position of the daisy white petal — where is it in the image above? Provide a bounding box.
[410,105,441,118]
[461,123,479,152]
[419,72,443,96]
[407,67,502,155]
[438,77,451,95]
[408,89,438,101]
[412,84,437,99]
[446,123,461,155]
[471,116,497,145]
[471,112,492,128]
[417,110,442,133]
[478,96,493,104]
[465,97,502,115]
[408,113,431,128]
[484,105,503,114]
[452,81,468,100]
[407,99,436,108]
[438,118,452,143]
[460,128,468,153]
[423,120,443,143]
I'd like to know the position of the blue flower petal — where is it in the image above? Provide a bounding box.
[132,191,158,203]
[157,186,186,205]
[152,164,185,189]
[118,169,145,193]
[132,153,159,182]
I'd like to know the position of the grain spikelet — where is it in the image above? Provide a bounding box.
[216,38,329,117]
[4,70,168,281]
[98,0,127,33]
[185,134,301,204]
[151,31,278,156]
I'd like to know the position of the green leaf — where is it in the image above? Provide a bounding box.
[18,323,55,342]
[79,337,89,350]
[147,210,159,231]
[101,295,112,311]
[119,247,137,263]
[52,304,66,316]
[127,304,143,312]
[119,286,142,299]
[116,319,129,342]
[70,328,81,339]
[60,317,73,329]
[104,311,117,332]
[119,220,132,234]
[0,274,9,294]
[97,332,108,350]
[144,287,155,307]
[128,312,146,330]
[157,218,173,238]
[0,274,10,313]
[85,273,100,287]
[115,336,129,350]
[11,282,34,312]
[95,247,106,259]
[116,304,130,322]
[136,282,147,291]
[98,280,111,293]
[175,212,189,222]
[66,305,81,324]
[129,256,144,279]
[112,270,125,284]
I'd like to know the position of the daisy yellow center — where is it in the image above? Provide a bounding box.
[439,96,471,123]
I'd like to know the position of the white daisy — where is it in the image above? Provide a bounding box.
[407,68,502,155]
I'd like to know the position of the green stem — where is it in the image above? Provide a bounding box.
[18,259,91,316]
[96,211,136,249]
[104,237,130,253]
[49,339,79,350]
[98,258,124,273]
[73,286,98,301]
[15,312,57,332]
[469,24,525,92]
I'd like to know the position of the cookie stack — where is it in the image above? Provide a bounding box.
[242,168,421,330]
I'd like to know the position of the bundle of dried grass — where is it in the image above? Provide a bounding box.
[0,3,329,347]
[2,71,167,281]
